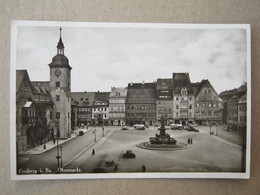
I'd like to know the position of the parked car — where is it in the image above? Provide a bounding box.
[134,124,145,130]
[78,131,84,136]
[122,150,136,158]
[185,126,199,132]
[170,123,178,130]
[121,126,129,130]
[177,124,184,130]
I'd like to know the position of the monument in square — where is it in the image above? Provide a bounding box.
[137,116,188,150]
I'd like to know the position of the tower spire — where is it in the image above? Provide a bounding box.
[57,27,64,55]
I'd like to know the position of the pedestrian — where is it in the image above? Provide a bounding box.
[188,138,190,144]
[92,149,95,155]
[53,138,55,145]
[142,164,146,172]
[114,164,118,171]
[191,138,193,144]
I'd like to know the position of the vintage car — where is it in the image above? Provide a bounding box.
[170,123,178,130]
[134,124,145,130]
[185,126,199,132]
[78,131,84,136]
[122,150,136,158]
[121,126,129,130]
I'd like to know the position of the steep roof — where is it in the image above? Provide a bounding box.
[16,70,28,93]
[71,92,96,107]
[128,82,156,89]
[94,92,110,102]
[31,82,50,94]
[156,78,173,90]
[219,84,247,101]
[109,87,128,97]
[173,73,191,87]
[156,78,173,99]
[172,73,193,94]
[127,82,156,103]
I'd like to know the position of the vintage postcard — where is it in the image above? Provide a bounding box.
[10,21,251,180]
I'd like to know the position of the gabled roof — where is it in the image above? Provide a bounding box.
[127,82,156,103]
[71,92,96,107]
[195,79,211,95]
[172,73,194,94]
[173,73,191,87]
[156,78,173,90]
[94,92,110,102]
[110,87,128,97]
[16,70,28,93]
[16,70,36,94]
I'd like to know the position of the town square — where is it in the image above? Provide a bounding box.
[12,22,249,178]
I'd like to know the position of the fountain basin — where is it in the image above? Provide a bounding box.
[137,141,189,151]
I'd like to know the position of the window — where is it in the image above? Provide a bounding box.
[56,95,60,101]
[56,81,60,87]
[56,112,60,119]
[176,97,179,101]
[189,105,192,109]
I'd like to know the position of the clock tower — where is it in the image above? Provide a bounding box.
[49,27,72,139]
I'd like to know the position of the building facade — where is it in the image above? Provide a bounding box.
[220,84,247,131]
[238,93,247,133]
[31,82,54,146]
[92,92,110,126]
[71,92,95,126]
[16,71,54,152]
[126,82,156,126]
[156,78,173,125]
[194,79,223,125]
[16,70,36,152]
[172,73,195,125]
[109,87,127,126]
[48,28,72,139]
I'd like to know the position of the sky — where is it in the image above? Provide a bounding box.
[16,23,248,93]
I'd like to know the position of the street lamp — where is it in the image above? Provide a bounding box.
[56,117,61,170]
[216,123,219,136]
[209,122,212,135]
[93,129,96,142]
[60,146,63,168]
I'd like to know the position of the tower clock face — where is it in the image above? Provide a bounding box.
[55,69,61,77]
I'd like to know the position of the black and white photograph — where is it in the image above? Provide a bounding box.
[10,21,251,180]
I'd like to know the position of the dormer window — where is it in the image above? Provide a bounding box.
[181,88,187,94]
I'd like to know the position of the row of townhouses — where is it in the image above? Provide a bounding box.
[16,28,247,153]
[219,84,247,132]
[71,72,224,127]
